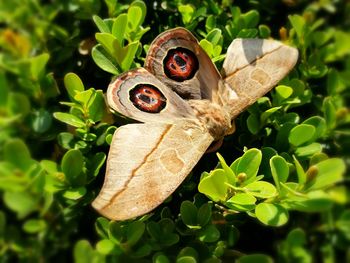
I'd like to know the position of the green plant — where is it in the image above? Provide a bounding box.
[0,0,349,262]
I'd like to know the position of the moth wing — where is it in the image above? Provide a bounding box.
[92,121,214,221]
[222,38,298,117]
[145,27,221,100]
[107,68,196,123]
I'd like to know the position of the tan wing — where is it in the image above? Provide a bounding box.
[222,38,298,117]
[92,121,214,221]
[107,68,196,123]
[144,27,221,100]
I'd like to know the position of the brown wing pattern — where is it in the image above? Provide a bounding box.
[222,39,298,117]
[92,121,213,220]
[107,68,196,123]
[145,28,221,100]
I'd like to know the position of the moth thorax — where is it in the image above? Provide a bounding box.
[188,100,233,140]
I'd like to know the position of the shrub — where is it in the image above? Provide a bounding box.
[0,0,349,262]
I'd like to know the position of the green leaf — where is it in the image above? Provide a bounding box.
[247,114,260,135]
[236,149,262,180]
[261,107,282,123]
[245,181,277,198]
[198,169,228,201]
[57,132,74,149]
[295,143,322,158]
[112,14,127,44]
[289,124,316,146]
[205,15,216,32]
[217,153,236,185]
[323,97,336,129]
[93,15,110,33]
[61,149,84,186]
[302,116,326,141]
[307,158,345,190]
[63,187,87,200]
[95,217,110,239]
[237,28,258,38]
[4,138,33,171]
[293,156,306,185]
[108,221,123,243]
[74,89,94,107]
[242,10,260,28]
[153,253,170,263]
[288,191,333,212]
[8,92,30,116]
[178,4,194,24]
[54,112,86,128]
[286,228,306,246]
[4,191,38,218]
[178,247,198,260]
[121,41,139,71]
[200,39,214,56]
[176,257,196,263]
[23,219,46,233]
[289,14,306,39]
[95,33,117,58]
[74,240,103,263]
[270,156,289,192]
[180,201,198,227]
[127,221,145,246]
[259,25,271,38]
[276,85,293,100]
[327,69,346,95]
[227,193,256,205]
[206,28,222,45]
[255,203,289,226]
[88,90,105,122]
[197,203,212,227]
[192,6,207,21]
[30,53,49,80]
[32,109,52,133]
[87,152,106,177]
[64,73,85,100]
[96,239,115,255]
[127,6,143,31]
[92,45,119,75]
[130,0,147,25]
[198,225,220,243]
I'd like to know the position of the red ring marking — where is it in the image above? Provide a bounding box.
[129,84,166,113]
[164,47,198,81]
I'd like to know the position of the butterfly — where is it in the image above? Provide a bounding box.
[92,27,298,220]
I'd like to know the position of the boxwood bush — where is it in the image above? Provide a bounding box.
[0,0,349,262]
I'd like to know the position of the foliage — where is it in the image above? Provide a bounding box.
[0,0,349,262]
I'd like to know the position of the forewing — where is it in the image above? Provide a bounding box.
[92,121,214,220]
[145,27,221,100]
[107,68,196,123]
[222,38,298,117]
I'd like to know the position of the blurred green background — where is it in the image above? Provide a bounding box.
[0,0,349,262]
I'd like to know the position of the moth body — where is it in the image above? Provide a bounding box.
[188,99,234,140]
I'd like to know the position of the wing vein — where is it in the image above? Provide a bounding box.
[102,124,173,209]
[224,45,283,79]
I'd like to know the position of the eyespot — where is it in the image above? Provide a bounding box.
[163,47,199,82]
[129,84,166,113]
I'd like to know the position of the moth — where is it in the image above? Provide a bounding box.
[92,27,298,220]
